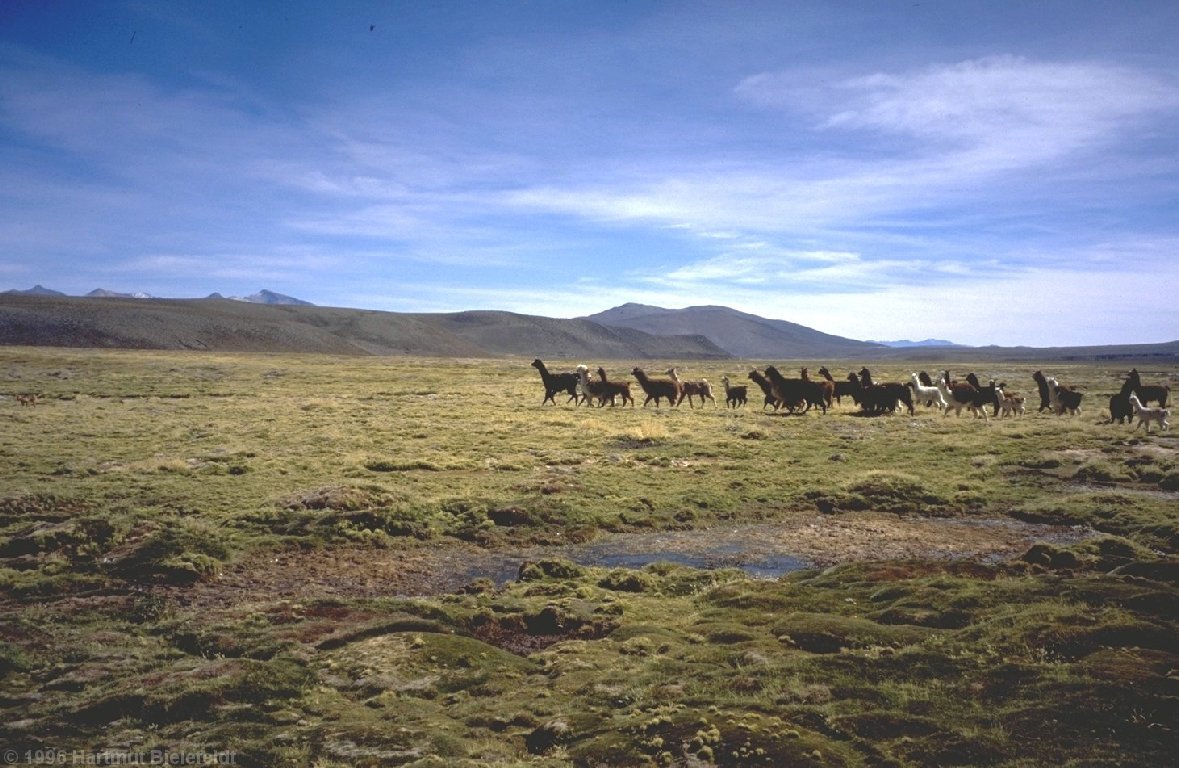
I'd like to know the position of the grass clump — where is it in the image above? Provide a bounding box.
[773,612,930,653]
[805,470,950,516]
[104,519,230,584]
[1012,491,1179,553]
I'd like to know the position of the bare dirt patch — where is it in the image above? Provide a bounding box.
[169,512,1089,609]
[764,513,1088,567]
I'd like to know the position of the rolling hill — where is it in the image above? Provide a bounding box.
[584,303,886,359]
[405,310,729,359]
[0,294,728,359]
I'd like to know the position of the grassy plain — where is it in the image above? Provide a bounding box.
[1,347,1176,767]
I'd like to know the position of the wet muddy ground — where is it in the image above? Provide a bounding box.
[173,511,1092,609]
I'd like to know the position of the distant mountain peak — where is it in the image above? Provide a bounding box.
[232,290,314,306]
[590,302,672,322]
[87,288,154,299]
[870,338,963,349]
[4,284,68,297]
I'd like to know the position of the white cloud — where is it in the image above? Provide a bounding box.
[739,56,1179,171]
[502,58,1179,241]
[638,246,1026,301]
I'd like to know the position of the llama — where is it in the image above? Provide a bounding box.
[1127,368,1170,407]
[964,373,1004,417]
[763,366,811,413]
[844,372,865,407]
[1110,372,1136,425]
[854,368,887,414]
[531,359,579,406]
[15,394,37,407]
[575,365,610,407]
[989,383,1023,417]
[1032,370,1053,413]
[818,367,859,406]
[1128,393,1170,433]
[631,367,680,408]
[937,372,986,420]
[1034,370,1081,415]
[990,383,1024,417]
[857,368,914,415]
[1045,376,1083,416]
[748,369,782,411]
[668,368,715,408]
[801,368,834,412]
[720,376,747,408]
[685,380,715,407]
[909,372,947,411]
[596,367,634,407]
[998,390,1026,417]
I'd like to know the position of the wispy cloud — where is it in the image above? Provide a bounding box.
[506,56,1179,239]
[738,55,1179,167]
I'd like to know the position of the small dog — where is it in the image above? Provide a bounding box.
[1128,393,1170,433]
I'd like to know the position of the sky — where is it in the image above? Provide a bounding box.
[2,1,1178,347]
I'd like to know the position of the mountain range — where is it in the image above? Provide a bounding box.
[869,338,964,349]
[0,292,727,358]
[2,288,1177,362]
[4,285,311,305]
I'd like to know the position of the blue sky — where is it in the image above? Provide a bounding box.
[2,1,1178,347]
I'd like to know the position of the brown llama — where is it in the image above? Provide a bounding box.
[631,367,680,407]
[801,368,833,412]
[667,368,715,408]
[748,369,781,410]
[596,367,635,407]
[720,376,747,408]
